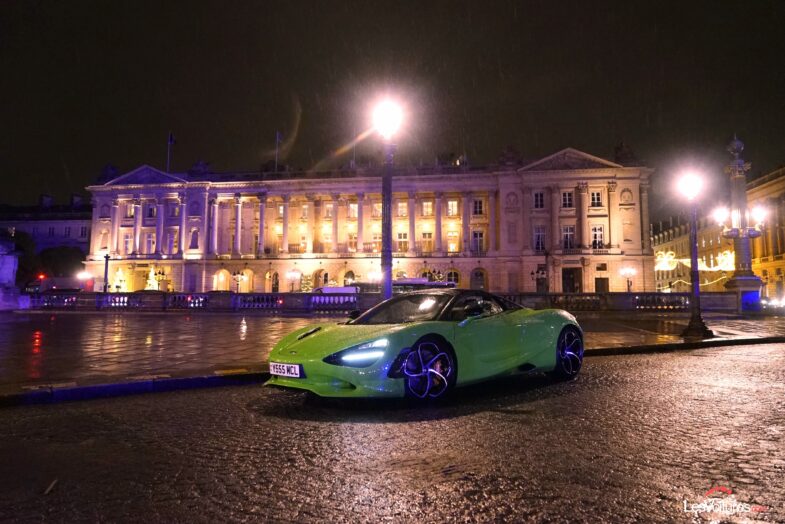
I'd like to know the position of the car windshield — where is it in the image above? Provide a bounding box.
[351,293,453,325]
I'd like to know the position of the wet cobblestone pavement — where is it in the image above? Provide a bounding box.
[2,311,785,392]
[0,344,783,522]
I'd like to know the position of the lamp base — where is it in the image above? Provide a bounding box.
[681,313,714,340]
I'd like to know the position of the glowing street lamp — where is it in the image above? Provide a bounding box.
[676,170,714,339]
[619,267,636,293]
[285,269,301,292]
[372,98,403,300]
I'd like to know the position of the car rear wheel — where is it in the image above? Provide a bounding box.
[549,326,584,380]
[403,337,456,399]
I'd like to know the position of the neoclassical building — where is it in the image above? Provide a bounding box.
[84,148,655,294]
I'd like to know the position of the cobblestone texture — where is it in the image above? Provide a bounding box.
[0,345,783,522]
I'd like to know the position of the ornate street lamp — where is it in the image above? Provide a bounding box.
[231,270,246,293]
[285,269,301,292]
[620,267,636,293]
[103,253,110,293]
[676,171,714,339]
[372,99,403,300]
[154,269,166,291]
[714,136,765,311]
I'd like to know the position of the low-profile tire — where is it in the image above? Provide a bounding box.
[403,336,457,400]
[549,326,584,381]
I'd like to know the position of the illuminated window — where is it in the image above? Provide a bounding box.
[591,225,604,248]
[447,231,459,252]
[397,202,407,217]
[278,205,285,218]
[396,232,409,252]
[422,201,433,216]
[301,204,308,219]
[372,203,382,218]
[421,232,433,253]
[447,200,458,217]
[348,232,357,252]
[126,205,135,218]
[348,203,358,218]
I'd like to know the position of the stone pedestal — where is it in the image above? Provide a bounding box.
[0,238,21,311]
[725,275,763,312]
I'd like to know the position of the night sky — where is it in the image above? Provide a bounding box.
[2,0,784,219]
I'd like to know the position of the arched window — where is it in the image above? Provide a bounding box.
[470,268,486,290]
[344,271,355,285]
[421,271,434,281]
[189,229,199,249]
[271,272,279,293]
[447,270,460,284]
[323,272,329,286]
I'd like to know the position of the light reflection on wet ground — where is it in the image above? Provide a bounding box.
[0,311,781,389]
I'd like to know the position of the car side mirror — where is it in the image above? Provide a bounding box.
[348,309,361,320]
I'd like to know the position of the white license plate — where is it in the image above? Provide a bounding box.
[270,362,301,378]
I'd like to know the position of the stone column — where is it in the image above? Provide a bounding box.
[210,198,218,255]
[434,192,443,253]
[640,182,651,252]
[132,199,142,254]
[257,193,266,256]
[577,182,589,248]
[306,196,315,253]
[331,194,340,253]
[233,194,242,256]
[407,191,416,255]
[462,192,472,254]
[521,187,531,250]
[178,193,187,255]
[607,181,618,248]
[155,199,165,255]
[280,195,290,254]
[488,190,497,253]
[356,193,364,253]
[110,199,120,254]
[550,186,561,251]
[199,192,209,256]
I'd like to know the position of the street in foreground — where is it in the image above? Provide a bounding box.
[0,344,783,522]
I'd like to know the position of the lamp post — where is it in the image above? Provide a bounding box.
[154,269,166,291]
[372,99,403,300]
[285,269,300,292]
[231,270,245,293]
[715,136,765,311]
[620,267,636,293]
[103,253,110,293]
[676,171,714,339]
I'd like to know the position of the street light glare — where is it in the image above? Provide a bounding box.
[676,172,704,201]
[712,207,729,225]
[372,99,403,140]
[751,206,767,225]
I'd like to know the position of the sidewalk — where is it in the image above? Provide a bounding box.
[1,310,784,402]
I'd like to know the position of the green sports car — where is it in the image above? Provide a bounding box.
[266,289,584,399]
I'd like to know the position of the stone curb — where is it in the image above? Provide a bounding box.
[0,372,270,408]
[585,336,785,357]
[2,336,784,407]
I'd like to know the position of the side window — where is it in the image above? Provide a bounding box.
[448,294,502,321]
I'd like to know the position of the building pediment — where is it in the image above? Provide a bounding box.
[519,148,622,172]
[103,165,187,186]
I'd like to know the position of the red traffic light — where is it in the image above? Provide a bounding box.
[37,273,46,280]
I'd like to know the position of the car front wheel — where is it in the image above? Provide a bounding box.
[549,326,584,380]
[403,337,456,399]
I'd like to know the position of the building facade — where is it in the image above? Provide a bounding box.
[84,148,655,294]
[652,165,785,299]
[0,196,92,254]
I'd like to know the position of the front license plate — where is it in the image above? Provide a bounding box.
[270,362,301,378]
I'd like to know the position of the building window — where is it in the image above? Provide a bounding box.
[145,233,155,254]
[171,204,179,217]
[447,231,459,252]
[562,192,574,208]
[372,203,382,218]
[447,270,460,284]
[147,205,156,218]
[534,192,545,209]
[396,232,408,252]
[32,227,39,237]
[348,203,358,218]
[126,205,135,218]
[397,202,407,217]
[64,226,71,238]
[472,199,484,216]
[123,233,132,254]
[48,226,55,237]
[80,226,88,238]
[301,205,309,219]
[591,225,604,248]
[371,232,382,252]
[421,232,433,253]
[471,231,484,253]
[422,201,433,216]
[278,204,285,218]
[348,232,357,252]
[591,191,602,207]
[534,225,546,251]
[562,226,575,249]
[447,200,458,217]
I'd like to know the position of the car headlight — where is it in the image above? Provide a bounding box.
[323,338,388,368]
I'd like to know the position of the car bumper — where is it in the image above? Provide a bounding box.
[264,360,406,398]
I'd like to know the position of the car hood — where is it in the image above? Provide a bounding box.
[273,322,409,358]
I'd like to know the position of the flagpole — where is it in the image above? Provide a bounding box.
[166,131,174,173]
[274,131,280,173]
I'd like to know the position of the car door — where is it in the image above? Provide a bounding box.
[450,293,523,382]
